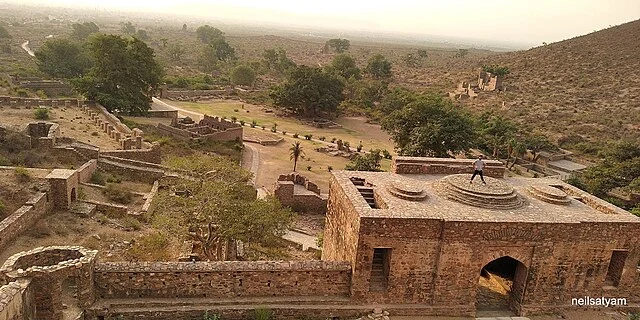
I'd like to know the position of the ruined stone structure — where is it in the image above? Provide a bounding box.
[274,173,328,214]
[157,115,243,142]
[2,157,639,319]
[323,157,640,316]
[478,70,504,91]
[26,122,59,148]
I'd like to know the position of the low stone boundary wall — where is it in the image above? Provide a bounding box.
[0,96,80,108]
[79,200,128,217]
[0,193,52,250]
[77,159,98,184]
[93,261,351,299]
[274,173,328,214]
[393,157,505,178]
[0,279,34,320]
[140,181,159,215]
[96,158,165,184]
[146,110,178,119]
[100,148,162,164]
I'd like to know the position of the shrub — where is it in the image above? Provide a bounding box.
[203,311,221,320]
[103,183,133,204]
[233,109,239,112]
[90,171,121,185]
[14,167,30,182]
[356,144,363,152]
[251,120,257,128]
[15,88,28,97]
[304,134,313,140]
[231,116,237,123]
[33,108,49,120]
[327,166,333,172]
[331,137,337,143]
[261,125,266,130]
[253,308,273,320]
[306,165,312,171]
[239,120,245,126]
[91,131,99,136]
[126,231,172,261]
[270,126,277,133]
[292,133,299,138]
[319,136,326,141]
[382,149,392,159]
[120,216,142,231]
[0,155,10,166]
[282,131,287,135]
[0,200,5,214]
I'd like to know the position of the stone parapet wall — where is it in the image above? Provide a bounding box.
[93,261,351,299]
[0,193,52,250]
[77,160,98,184]
[96,158,164,184]
[0,96,80,108]
[274,173,328,214]
[0,279,34,320]
[100,148,162,164]
[392,157,505,178]
[157,123,194,140]
[146,110,178,119]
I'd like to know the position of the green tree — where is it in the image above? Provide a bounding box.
[0,25,11,39]
[72,34,163,115]
[230,65,256,86]
[121,21,136,35]
[159,38,168,47]
[262,48,296,75]
[182,23,187,31]
[271,66,344,117]
[482,64,510,76]
[343,78,388,109]
[326,38,350,53]
[35,38,91,78]
[378,87,417,114]
[524,133,555,163]
[479,115,517,158]
[417,49,428,58]
[196,25,224,43]
[155,155,294,260]
[364,54,392,79]
[199,38,235,71]
[345,150,383,171]
[134,29,149,41]
[402,53,420,68]
[168,43,184,62]
[71,22,99,40]
[382,94,475,157]
[328,54,360,80]
[289,141,304,172]
[455,48,469,58]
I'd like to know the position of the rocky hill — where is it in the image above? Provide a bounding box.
[468,19,640,152]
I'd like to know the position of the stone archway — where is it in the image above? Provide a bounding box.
[476,255,528,315]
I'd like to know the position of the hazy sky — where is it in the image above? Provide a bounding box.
[5,0,640,46]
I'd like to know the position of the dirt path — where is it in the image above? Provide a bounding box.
[21,40,35,57]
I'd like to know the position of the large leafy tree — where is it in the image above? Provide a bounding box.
[199,38,235,72]
[270,66,344,117]
[72,34,163,115]
[35,38,91,78]
[382,94,475,157]
[364,54,392,79]
[153,155,294,261]
[196,25,224,43]
[262,48,296,75]
[325,38,350,53]
[230,65,256,86]
[71,22,99,40]
[328,54,360,80]
[478,115,517,158]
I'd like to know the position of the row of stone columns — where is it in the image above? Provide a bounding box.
[80,105,143,150]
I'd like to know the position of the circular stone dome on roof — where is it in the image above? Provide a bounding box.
[388,181,428,201]
[435,174,525,210]
[527,184,571,205]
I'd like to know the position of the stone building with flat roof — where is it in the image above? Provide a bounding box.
[322,157,640,316]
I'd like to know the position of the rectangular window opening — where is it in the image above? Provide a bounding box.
[604,250,628,287]
[370,248,391,292]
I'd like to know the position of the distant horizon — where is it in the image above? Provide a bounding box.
[1,0,639,50]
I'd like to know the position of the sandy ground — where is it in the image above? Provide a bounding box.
[0,106,121,149]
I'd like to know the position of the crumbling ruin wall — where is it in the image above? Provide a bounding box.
[96,158,164,184]
[160,88,232,99]
[0,193,52,250]
[76,159,98,184]
[27,122,59,148]
[0,279,35,320]
[100,148,162,164]
[157,123,194,140]
[322,175,361,269]
[0,96,80,108]
[93,261,351,299]
[392,157,505,178]
[274,173,328,214]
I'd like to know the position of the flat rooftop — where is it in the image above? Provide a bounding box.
[332,170,640,224]
[45,169,76,180]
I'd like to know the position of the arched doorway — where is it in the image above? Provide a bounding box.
[70,187,77,202]
[476,256,528,315]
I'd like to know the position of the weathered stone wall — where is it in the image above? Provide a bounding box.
[96,158,164,184]
[160,89,232,99]
[27,122,59,148]
[349,217,640,316]
[76,160,98,184]
[0,193,52,250]
[322,175,361,275]
[392,157,505,178]
[93,261,352,299]
[0,279,34,320]
[100,148,162,164]
[0,96,80,107]
[200,115,242,131]
[157,123,195,140]
[157,122,243,142]
[274,173,328,214]
[146,110,178,119]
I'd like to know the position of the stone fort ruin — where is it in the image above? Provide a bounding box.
[157,114,243,142]
[0,157,639,319]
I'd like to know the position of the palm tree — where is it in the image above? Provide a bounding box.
[289,141,305,172]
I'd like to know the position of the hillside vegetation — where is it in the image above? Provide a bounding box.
[470,19,640,153]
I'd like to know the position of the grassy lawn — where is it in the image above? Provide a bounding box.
[169,99,396,153]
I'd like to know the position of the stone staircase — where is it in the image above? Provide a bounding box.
[369,250,388,292]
